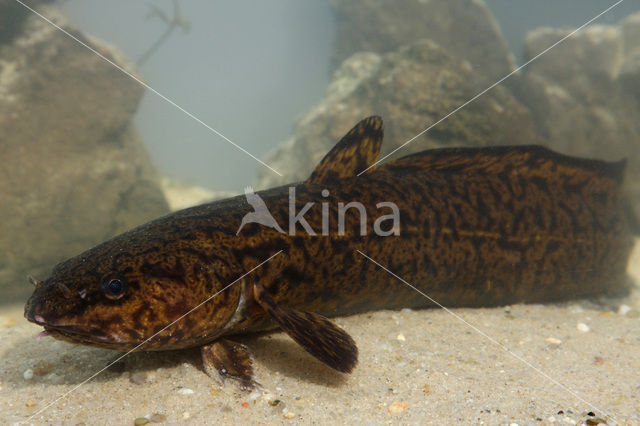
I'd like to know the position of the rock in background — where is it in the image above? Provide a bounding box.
[330,0,515,84]
[515,14,640,229]
[257,0,532,188]
[257,39,538,188]
[257,1,640,233]
[0,0,50,44]
[0,5,169,303]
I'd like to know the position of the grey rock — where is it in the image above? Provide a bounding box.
[523,25,622,104]
[0,0,51,45]
[517,15,640,229]
[0,7,169,303]
[257,40,539,189]
[330,0,515,83]
[621,11,640,58]
[620,13,640,98]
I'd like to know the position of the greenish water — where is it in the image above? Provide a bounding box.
[2,2,640,425]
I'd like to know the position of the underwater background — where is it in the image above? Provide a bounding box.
[59,0,640,191]
[1,0,640,303]
[1,1,640,424]
[1,0,639,303]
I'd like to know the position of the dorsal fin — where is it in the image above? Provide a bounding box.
[306,116,383,184]
[377,145,626,183]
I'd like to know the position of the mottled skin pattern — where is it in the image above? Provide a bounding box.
[25,117,632,379]
[233,146,631,327]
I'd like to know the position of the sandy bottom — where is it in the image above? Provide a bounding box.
[2,242,640,425]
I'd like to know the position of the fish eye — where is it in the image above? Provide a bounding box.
[102,278,128,300]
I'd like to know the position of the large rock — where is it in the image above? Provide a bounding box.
[256,40,539,188]
[0,0,50,45]
[0,6,169,303]
[515,13,640,230]
[330,0,515,83]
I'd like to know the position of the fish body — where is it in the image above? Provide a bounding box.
[25,117,633,386]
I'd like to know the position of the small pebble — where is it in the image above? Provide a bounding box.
[571,305,584,314]
[23,369,34,380]
[576,323,590,333]
[617,304,631,316]
[130,372,147,385]
[25,400,35,408]
[396,334,406,342]
[284,412,295,419]
[210,389,219,396]
[241,402,249,407]
[133,418,149,426]
[388,401,408,414]
[45,373,64,385]
[269,399,281,407]
[545,337,562,345]
[176,387,194,395]
[149,413,166,423]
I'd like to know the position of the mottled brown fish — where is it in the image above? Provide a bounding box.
[25,116,633,388]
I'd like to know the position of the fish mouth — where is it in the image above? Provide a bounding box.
[25,303,109,342]
[37,325,138,350]
[41,324,111,341]
[26,312,133,349]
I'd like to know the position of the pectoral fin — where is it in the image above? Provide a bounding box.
[307,116,383,184]
[201,338,259,390]
[253,282,358,373]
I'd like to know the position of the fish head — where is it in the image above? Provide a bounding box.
[25,227,243,351]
